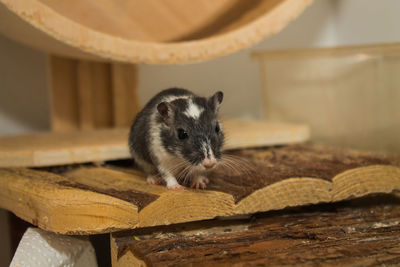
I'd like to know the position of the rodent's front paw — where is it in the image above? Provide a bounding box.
[167,184,185,191]
[191,176,209,189]
[146,176,164,185]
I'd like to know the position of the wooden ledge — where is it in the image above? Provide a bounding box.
[0,119,310,167]
[0,144,399,234]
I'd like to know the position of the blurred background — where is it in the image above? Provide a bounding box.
[1,0,400,265]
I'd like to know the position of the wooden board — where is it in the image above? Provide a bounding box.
[49,56,79,131]
[0,144,399,234]
[111,196,400,266]
[0,119,310,167]
[49,56,139,132]
[0,0,311,64]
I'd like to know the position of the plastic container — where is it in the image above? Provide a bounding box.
[253,44,400,153]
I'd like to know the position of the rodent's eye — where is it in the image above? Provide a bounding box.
[215,123,220,133]
[177,128,188,140]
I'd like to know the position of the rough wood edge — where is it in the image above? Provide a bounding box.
[332,165,400,202]
[1,164,399,234]
[0,119,310,167]
[235,178,332,214]
[0,168,139,234]
[138,190,235,227]
[0,0,312,64]
[111,237,146,267]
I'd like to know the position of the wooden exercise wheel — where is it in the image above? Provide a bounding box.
[0,0,312,64]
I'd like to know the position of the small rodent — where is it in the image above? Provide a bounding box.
[129,88,224,190]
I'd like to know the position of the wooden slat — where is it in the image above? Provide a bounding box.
[76,61,94,130]
[111,197,400,267]
[49,56,79,132]
[0,119,310,167]
[111,63,140,127]
[0,144,399,234]
[51,58,139,131]
[91,62,113,128]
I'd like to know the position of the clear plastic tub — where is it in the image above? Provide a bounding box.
[253,44,400,153]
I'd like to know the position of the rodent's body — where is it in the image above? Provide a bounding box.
[129,88,224,190]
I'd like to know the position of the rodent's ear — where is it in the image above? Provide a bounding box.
[209,91,224,112]
[157,102,174,124]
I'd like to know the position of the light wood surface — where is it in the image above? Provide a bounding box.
[0,0,312,64]
[111,64,140,128]
[0,144,399,234]
[49,56,79,131]
[0,119,310,167]
[49,56,139,132]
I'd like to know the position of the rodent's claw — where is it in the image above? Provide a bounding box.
[167,184,185,191]
[191,177,209,190]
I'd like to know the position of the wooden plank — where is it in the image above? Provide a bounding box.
[111,63,140,127]
[0,128,128,167]
[52,58,134,131]
[0,168,138,234]
[76,60,94,130]
[49,56,79,132]
[0,119,310,167]
[111,197,400,267]
[0,144,399,234]
[91,62,113,128]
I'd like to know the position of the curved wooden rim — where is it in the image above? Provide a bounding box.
[1,0,312,64]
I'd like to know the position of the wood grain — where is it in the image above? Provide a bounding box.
[111,63,140,127]
[0,119,310,167]
[50,56,138,132]
[0,168,138,234]
[0,0,312,64]
[111,197,400,267]
[0,144,399,234]
[76,60,94,130]
[49,56,79,132]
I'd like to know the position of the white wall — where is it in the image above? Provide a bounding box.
[0,35,50,136]
[334,0,400,46]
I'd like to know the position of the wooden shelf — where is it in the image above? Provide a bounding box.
[0,119,310,167]
[0,144,399,234]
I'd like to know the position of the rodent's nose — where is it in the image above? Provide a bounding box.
[202,159,216,169]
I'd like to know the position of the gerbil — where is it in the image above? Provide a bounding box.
[128,88,224,190]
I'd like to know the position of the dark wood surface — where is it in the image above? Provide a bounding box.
[207,144,400,202]
[112,196,400,266]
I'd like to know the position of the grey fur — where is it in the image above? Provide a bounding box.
[128,88,224,188]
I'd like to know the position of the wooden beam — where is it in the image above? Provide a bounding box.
[76,61,94,130]
[111,63,140,127]
[0,119,309,167]
[49,56,79,132]
[0,144,399,234]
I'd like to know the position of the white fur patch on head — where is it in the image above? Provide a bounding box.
[184,99,204,119]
